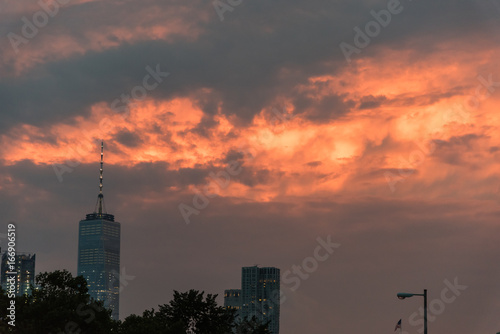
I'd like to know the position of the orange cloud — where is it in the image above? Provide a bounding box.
[2,43,500,203]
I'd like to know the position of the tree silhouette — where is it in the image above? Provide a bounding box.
[120,289,271,334]
[234,316,271,334]
[0,270,271,334]
[0,270,117,334]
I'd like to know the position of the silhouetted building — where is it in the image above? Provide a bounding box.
[1,252,36,296]
[224,288,242,319]
[241,266,280,334]
[77,141,120,320]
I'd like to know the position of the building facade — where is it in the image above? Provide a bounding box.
[224,288,242,320]
[78,213,120,320]
[77,141,121,320]
[241,266,280,334]
[1,252,36,296]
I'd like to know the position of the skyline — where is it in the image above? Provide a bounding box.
[1,0,500,332]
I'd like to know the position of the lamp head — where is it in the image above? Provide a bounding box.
[397,293,414,299]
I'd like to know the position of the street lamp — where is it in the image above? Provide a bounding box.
[396,289,427,334]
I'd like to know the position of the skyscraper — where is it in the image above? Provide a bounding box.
[77,141,121,320]
[241,266,280,334]
[0,252,36,296]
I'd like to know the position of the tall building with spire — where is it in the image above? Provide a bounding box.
[77,141,121,320]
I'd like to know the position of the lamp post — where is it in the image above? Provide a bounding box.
[397,289,427,334]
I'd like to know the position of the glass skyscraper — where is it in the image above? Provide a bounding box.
[77,141,121,320]
[241,266,280,334]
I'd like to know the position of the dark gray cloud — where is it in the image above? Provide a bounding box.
[1,0,497,132]
[358,95,388,110]
[114,129,143,148]
[305,160,322,167]
[432,134,487,166]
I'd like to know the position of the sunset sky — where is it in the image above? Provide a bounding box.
[2,0,500,332]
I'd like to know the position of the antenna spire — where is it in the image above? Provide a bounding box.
[100,140,103,197]
[95,140,106,216]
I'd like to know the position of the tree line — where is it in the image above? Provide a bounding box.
[0,270,270,334]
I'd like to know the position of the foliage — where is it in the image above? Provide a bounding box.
[120,289,236,334]
[0,271,271,334]
[158,290,235,333]
[0,270,117,334]
[119,309,166,334]
[234,316,271,334]
[119,289,271,334]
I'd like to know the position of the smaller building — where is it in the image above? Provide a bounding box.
[1,252,36,296]
[224,288,242,319]
[241,266,280,334]
[225,266,280,333]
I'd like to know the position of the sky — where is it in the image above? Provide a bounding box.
[1,0,500,332]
